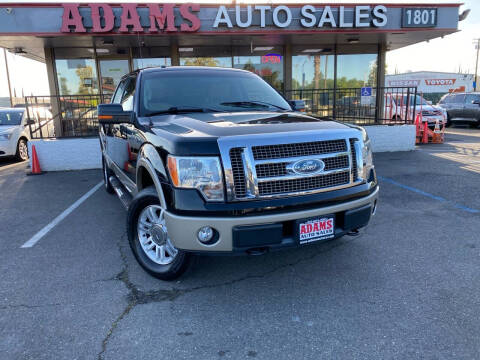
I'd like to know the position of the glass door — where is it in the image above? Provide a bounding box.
[99,59,130,96]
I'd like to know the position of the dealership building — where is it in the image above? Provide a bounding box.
[385,71,475,103]
[0,2,463,168]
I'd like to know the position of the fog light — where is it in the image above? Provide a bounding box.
[197,226,214,243]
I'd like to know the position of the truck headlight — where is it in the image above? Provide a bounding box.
[167,156,224,202]
[361,130,375,184]
[362,137,373,167]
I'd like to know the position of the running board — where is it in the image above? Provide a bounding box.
[109,176,132,210]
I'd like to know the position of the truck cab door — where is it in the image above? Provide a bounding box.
[103,76,138,193]
[450,94,465,119]
[464,94,480,121]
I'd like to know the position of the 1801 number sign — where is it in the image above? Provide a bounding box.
[402,8,437,28]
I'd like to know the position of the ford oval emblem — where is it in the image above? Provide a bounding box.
[290,159,325,175]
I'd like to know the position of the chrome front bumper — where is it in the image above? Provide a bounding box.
[164,186,379,252]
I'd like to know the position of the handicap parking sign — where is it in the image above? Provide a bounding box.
[361,87,372,96]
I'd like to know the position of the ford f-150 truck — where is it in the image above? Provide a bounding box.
[98,67,378,280]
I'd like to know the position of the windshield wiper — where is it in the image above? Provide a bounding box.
[144,107,221,117]
[220,101,289,111]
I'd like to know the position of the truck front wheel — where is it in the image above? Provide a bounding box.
[127,187,190,280]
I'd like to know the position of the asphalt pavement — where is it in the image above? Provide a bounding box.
[1,128,479,360]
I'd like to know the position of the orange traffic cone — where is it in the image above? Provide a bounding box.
[30,144,42,175]
[422,121,429,144]
[415,114,422,144]
[432,120,442,143]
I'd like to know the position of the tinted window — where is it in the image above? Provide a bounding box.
[0,110,23,125]
[465,94,480,104]
[451,94,465,104]
[438,94,450,104]
[121,77,136,111]
[140,70,291,117]
[111,81,126,104]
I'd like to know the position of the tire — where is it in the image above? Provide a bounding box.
[446,115,452,128]
[15,138,29,161]
[127,186,191,280]
[102,156,115,194]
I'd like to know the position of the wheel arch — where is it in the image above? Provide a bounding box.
[136,143,168,209]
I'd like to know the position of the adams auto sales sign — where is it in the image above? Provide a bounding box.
[61,3,389,33]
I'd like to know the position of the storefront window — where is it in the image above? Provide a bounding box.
[55,58,99,95]
[180,57,232,67]
[233,47,284,91]
[99,59,130,95]
[336,54,377,88]
[292,53,334,90]
[133,58,171,70]
[179,47,232,68]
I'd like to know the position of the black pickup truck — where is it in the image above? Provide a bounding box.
[98,66,378,280]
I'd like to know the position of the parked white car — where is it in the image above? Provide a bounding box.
[0,108,31,161]
[385,94,447,127]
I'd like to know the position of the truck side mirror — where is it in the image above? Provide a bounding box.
[473,100,480,105]
[289,100,306,112]
[98,104,132,124]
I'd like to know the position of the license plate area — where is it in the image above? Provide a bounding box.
[295,215,335,245]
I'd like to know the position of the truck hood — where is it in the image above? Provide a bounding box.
[145,111,360,156]
[149,111,352,137]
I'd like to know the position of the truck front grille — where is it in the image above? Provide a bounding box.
[219,134,362,201]
[252,139,347,160]
[256,155,349,179]
[229,148,247,198]
[258,171,350,196]
[349,138,358,181]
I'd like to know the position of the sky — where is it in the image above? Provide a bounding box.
[386,0,480,75]
[0,0,478,98]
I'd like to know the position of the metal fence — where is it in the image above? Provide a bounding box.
[25,94,111,139]
[284,86,418,125]
[24,86,419,139]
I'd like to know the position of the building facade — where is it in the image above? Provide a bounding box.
[0,2,462,136]
[385,71,474,103]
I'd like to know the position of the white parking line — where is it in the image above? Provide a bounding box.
[21,181,103,248]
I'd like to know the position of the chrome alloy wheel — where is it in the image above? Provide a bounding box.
[18,141,28,160]
[137,205,178,265]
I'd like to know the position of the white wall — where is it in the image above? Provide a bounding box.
[28,138,101,171]
[365,125,416,152]
[28,125,415,171]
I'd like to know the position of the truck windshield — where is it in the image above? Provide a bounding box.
[0,110,23,125]
[140,70,291,117]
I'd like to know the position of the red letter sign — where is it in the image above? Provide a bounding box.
[148,4,177,32]
[119,3,143,32]
[180,3,201,32]
[61,4,86,33]
[90,4,115,33]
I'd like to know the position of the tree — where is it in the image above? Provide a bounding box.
[183,57,220,67]
[59,77,70,95]
[75,65,95,95]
